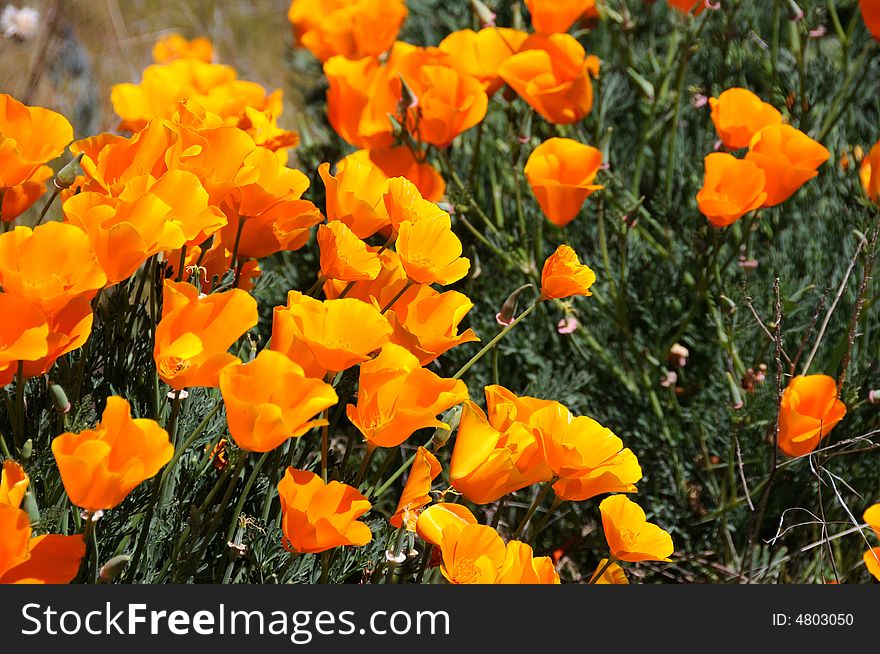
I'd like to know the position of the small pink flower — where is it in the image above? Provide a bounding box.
[496,312,514,327]
[737,257,759,270]
[809,25,827,38]
[692,93,708,108]
[660,371,678,388]
[557,316,578,334]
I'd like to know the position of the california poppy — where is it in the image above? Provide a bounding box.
[219,350,338,452]
[152,33,214,63]
[154,280,259,390]
[860,140,880,202]
[339,147,446,202]
[709,88,782,150]
[416,503,478,547]
[745,125,829,207]
[599,495,674,563]
[540,244,597,300]
[778,375,846,457]
[52,396,173,512]
[696,153,767,227]
[438,27,529,95]
[667,0,706,14]
[0,461,28,509]
[865,548,880,581]
[317,221,382,282]
[497,540,560,584]
[591,558,629,584]
[524,0,596,33]
[383,177,450,233]
[0,502,84,584]
[319,159,391,239]
[20,296,94,380]
[859,0,880,40]
[323,54,398,149]
[277,467,372,554]
[439,523,507,584]
[525,138,604,226]
[288,0,407,62]
[0,293,48,386]
[866,504,880,537]
[347,344,469,449]
[499,33,594,125]
[271,291,392,377]
[390,447,442,530]
[396,217,470,286]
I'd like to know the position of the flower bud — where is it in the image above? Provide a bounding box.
[496,284,533,326]
[20,438,32,461]
[432,405,462,450]
[98,555,131,583]
[48,381,71,415]
[54,152,84,190]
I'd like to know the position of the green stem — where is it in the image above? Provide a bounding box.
[511,480,555,541]
[588,556,617,584]
[453,301,539,380]
[34,187,60,227]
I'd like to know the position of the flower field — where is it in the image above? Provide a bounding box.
[1,0,880,585]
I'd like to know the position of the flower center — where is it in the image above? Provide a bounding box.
[452,557,480,584]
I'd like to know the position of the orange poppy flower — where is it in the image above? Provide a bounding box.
[416,503,478,547]
[525,138,604,226]
[288,0,407,62]
[599,495,674,563]
[0,461,28,508]
[219,350,338,453]
[347,344,469,449]
[0,223,106,317]
[0,503,84,584]
[20,296,94,380]
[0,294,48,386]
[540,244,597,300]
[219,148,323,259]
[271,291,392,377]
[165,238,262,293]
[499,33,594,125]
[390,446,442,530]
[324,55,398,149]
[386,285,480,365]
[323,247,412,307]
[439,523,507,584]
[696,153,767,227]
[340,147,446,203]
[319,159,391,239]
[277,467,372,554]
[708,88,782,150]
[865,547,880,581]
[530,402,642,502]
[154,280,259,390]
[591,558,629,584]
[667,0,706,13]
[865,504,880,536]
[860,0,880,40]
[62,191,177,285]
[778,374,847,457]
[497,540,560,584]
[860,140,880,202]
[383,177,450,234]
[317,221,382,282]
[450,400,553,505]
[524,0,596,33]
[438,28,529,95]
[0,94,73,219]
[152,34,214,63]
[745,125,830,207]
[396,217,470,286]
[52,396,173,512]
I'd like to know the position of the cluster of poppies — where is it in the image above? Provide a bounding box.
[696,88,830,228]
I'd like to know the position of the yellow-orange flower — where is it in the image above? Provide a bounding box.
[591,558,629,584]
[438,28,529,95]
[317,221,382,282]
[865,504,880,537]
[396,217,470,286]
[525,138,604,226]
[416,503,478,547]
[390,447,442,530]
[667,0,706,13]
[450,397,553,505]
[0,223,106,316]
[288,0,407,62]
[499,33,594,125]
[219,350,338,452]
[383,177,450,234]
[323,55,398,149]
[778,374,846,457]
[540,244,597,300]
[154,280,258,390]
[497,540,560,584]
[745,125,829,207]
[20,297,94,380]
[860,0,880,40]
[319,159,391,239]
[271,291,392,377]
[599,495,674,563]
[860,141,880,202]
[277,467,372,554]
[152,34,214,63]
[525,0,596,33]
[0,293,49,386]
[865,547,880,581]
[347,344,469,449]
[709,88,782,150]
[386,285,480,365]
[0,466,85,585]
[340,147,445,202]
[530,402,642,502]
[51,396,173,512]
[696,153,767,227]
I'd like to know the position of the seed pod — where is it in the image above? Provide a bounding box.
[54,152,85,189]
[98,555,132,583]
